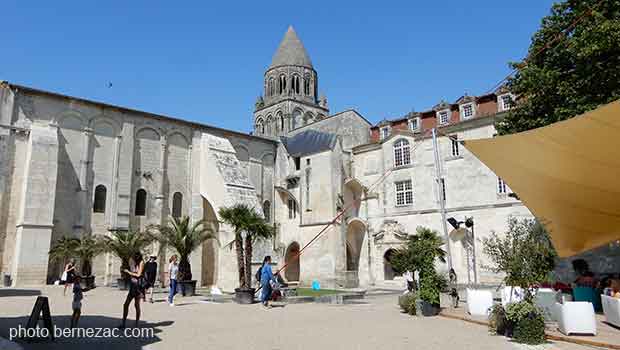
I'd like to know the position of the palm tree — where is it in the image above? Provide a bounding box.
[102,230,153,279]
[49,236,79,275]
[149,216,216,281]
[73,236,106,276]
[218,204,274,290]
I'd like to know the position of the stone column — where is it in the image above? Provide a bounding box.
[113,122,133,231]
[77,127,93,233]
[11,124,58,286]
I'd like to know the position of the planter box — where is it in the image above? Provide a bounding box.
[81,275,96,289]
[178,280,197,296]
[416,299,440,317]
[234,288,256,304]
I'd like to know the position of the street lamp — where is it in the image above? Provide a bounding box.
[447,217,477,285]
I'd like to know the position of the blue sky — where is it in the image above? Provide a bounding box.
[2,0,554,132]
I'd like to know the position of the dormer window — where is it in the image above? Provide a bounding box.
[498,94,514,111]
[380,126,390,140]
[437,110,450,125]
[408,117,420,131]
[460,103,474,119]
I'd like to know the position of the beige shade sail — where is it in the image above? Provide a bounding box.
[462,100,620,257]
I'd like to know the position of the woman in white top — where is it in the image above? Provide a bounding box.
[168,255,179,306]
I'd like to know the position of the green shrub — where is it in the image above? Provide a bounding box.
[488,304,509,336]
[506,301,546,344]
[398,292,417,316]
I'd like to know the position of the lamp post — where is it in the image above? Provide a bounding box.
[447,217,477,285]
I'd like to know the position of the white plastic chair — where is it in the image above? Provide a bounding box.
[601,295,620,328]
[555,301,597,336]
[466,288,493,316]
[501,286,524,307]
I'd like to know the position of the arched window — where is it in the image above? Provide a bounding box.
[172,192,183,218]
[135,189,147,216]
[293,75,300,94]
[93,185,107,213]
[263,200,271,222]
[265,116,273,136]
[278,113,285,132]
[279,75,287,94]
[268,78,275,96]
[393,139,411,167]
[304,76,311,95]
[255,118,264,135]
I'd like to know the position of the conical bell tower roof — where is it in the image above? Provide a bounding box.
[270,26,313,69]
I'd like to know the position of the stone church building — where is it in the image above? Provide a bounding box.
[0,26,533,290]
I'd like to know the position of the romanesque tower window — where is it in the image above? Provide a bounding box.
[304,76,310,95]
[266,116,273,136]
[93,185,107,213]
[135,189,147,216]
[279,75,287,94]
[293,75,300,94]
[393,139,411,167]
[268,78,275,96]
[277,112,285,132]
[172,192,183,218]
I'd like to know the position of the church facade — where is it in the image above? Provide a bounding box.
[0,27,532,290]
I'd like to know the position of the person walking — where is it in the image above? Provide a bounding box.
[144,255,158,303]
[120,252,145,328]
[63,259,77,296]
[70,275,85,328]
[168,255,179,306]
[260,256,275,308]
[449,268,459,308]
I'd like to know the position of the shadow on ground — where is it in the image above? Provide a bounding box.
[0,315,173,350]
[0,289,41,297]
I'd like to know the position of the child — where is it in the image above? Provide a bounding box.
[71,276,85,328]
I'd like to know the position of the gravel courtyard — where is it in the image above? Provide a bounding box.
[0,287,590,350]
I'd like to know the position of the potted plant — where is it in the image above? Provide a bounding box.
[392,226,447,316]
[148,216,216,296]
[49,236,79,283]
[482,217,556,344]
[102,230,152,290]
[218,203,274,304]
[73,236,106,289]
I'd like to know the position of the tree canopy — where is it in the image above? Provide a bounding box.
[496,0,620,135]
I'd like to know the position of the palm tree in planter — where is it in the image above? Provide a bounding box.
[148,216,217,296]
[391,226,447,316]
[73,236,106,289]
[218,203,274,304]
[103,230,153,290]
[49,236,79,282]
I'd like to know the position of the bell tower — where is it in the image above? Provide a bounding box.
[253,26,329,137]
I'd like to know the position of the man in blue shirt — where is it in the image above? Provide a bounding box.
[260,256,275,307]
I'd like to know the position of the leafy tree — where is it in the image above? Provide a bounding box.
[391,227,447,305]
[218,204,274,289]
[149,216,216,281]
[103,230,153,279]
[482,218,557,300]
[496,0,620,135]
